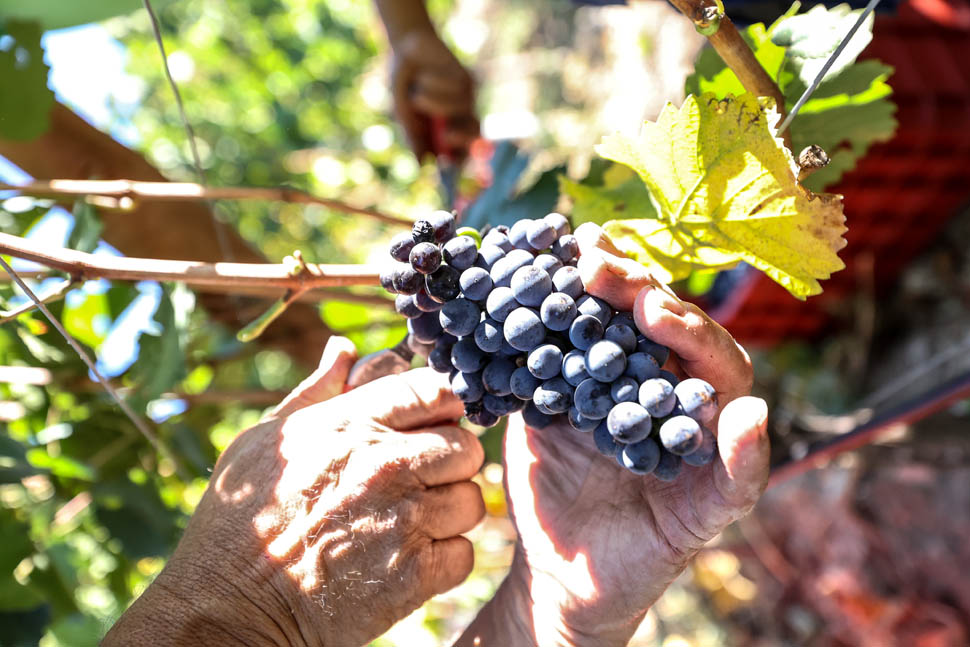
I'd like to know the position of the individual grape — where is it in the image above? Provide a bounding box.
[533,253,563,276]
[511,265,553,307]
[504,307,546,351]
[395,294,421,319]
[427,210,456,243]
[568,314,604,351]
[659,415,703,456]
[610,376,639,403]
[674,378,718,424]
[411,219,435,244]
[482,358,516,396]
[407,311,442,343]
[435,332,457,352]
[682,427,717,467]
[474,318,504,353]
[624,352,660,382]
[610,312,636,331]
[451,338,486,373]
[533,377,573,414]
[544,212,570,237]
[510,366,541,400]
[451,371,484,402]
[585,340,627,382]
[409,242,442,275]
[636,336,670,365]
[459,267,493,301]
[380,267,398,293]
[652,450,683,482]
[406,334,434,358]
[638,378,676,417]
[414,289,443,312]
[509,219,534,250]
[522,401,555,429]
[391,263,424,295]
[490,249,534,288]
[477,245,506,269]
[606,402,652,444]
[466,403,499,428]
[485,286,518,322]
[539,293,577,332]
[576,295,613,327]
[442,235,478,271]
[428,345,452,373]
[424,265,461,302]
[573,378,613,419]
[604,323,637,354]
[551,234,579,262]
[567,406,599,432]
[498,338,521,356]
[658,369,680,386]
[526,219,557,250]
[620,437,661,475]
[552,266,584,300]
[561,350,590,386]
[484,393,521,417]
[389,231,415,263]
[439,298,481,337]
[593,420,622,457]
[482,229,514,252]
[527,344,564,380]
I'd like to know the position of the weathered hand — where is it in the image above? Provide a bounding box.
[105,339,485,647]
[389,28,478,162]
[458,225,770,646]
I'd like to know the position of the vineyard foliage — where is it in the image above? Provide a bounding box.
[0,1,894,645]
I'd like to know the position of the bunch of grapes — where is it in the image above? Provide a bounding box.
[380,210,719,480]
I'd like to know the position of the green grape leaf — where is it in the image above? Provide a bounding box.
[595,93,846,299]
[0,21,54,140]
[685,23,786,99]
[771,3,874,87]
[0,0,173,30]
[62,291,110,350]
[66,202,103,254]
[129,285,186,404]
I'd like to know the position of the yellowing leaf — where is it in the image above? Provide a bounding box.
[595,93,846,299]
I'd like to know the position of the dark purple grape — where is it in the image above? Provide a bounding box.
[483,393,521,417]
[428,210,456,243]
[482,229,514,252]
[540,292,577,332]
[652,450,683,481]
[389,231,415,263]
[522,401,555,429]
[567,406,599,432]
[585,340,627,382]
[526,219,557,250]
[451,371,484,402]
[380,267,398,293]
[552,266,584,300]
[561,349,589,386]
[568,314,604,351]
[388,263,423,295]
[395,294,422,318]
[490,249,534,288]
[482,358,517,396]
[414,289,443,312]
[624,352,660,382]
[658,369,680,386]
[621,438,661,474]
[466,403,499,428]
[509,219,534,250]
[510,366,541,400]
[511,265,552,307]
[504,307,546,351]
[607,402,652,444]
[460,267,493,301]
[411,219,436,244]
[477,245,506,269]
[439,298,481,337]
[428,345,453,373]
[674,378,718,424]
[533,253,563,276]
[610,376,639,403]
[407,311,442,343]
[593,420,622,457]
[410,242,442,275]
[406,334,434,358]
[527,344,563,380]
[551,234,579,262]
[659,415,703,456]
[637,336,670,365]
[638,378,677,417]
[425,265,461,302]
[574,378,613,419]
[682,427,717,466]
[604,323,637,354]
[485,286,518,322]
[533,377,573,414]
[474,318,504,353]
[442,235,478,271]
[576,295,612,327]
[544,212,570,237]
[451,338,486,373]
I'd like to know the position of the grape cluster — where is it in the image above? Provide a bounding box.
[381,210,719,479]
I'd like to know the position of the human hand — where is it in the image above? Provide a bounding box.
[458,225,769,646]
[389,28,478,162]
[105,338,486,647]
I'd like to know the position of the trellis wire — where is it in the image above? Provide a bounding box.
[777,0,882,134]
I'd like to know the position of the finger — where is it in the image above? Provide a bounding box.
[398,425,485,487]
[633,285,753,404]
[350,367,465,431]
[412,68,474,98]
[272,336,357,418]
[575,222,659,311]
[392,64,433,160]
[712,396,770,513]
[416,480,485,539]
[425,536,475,596]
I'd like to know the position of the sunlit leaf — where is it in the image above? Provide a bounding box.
[771,3,874,86]
[62,291,110,350]
[596,93,846,299]
[66,202,103,254]
[128,285,186,404]
[0,21,54,140]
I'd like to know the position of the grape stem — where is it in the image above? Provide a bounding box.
[0,179,412,227]
[667,0,791,150]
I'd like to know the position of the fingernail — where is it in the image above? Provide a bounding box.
[644,284,687,315]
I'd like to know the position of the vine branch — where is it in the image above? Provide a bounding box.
[668,0,790,147]
[0,179,413,227]
[0,231,381,290]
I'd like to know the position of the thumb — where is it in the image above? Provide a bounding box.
[575,222,657,311]
[712,396,770,514]
[349,367,464,431]
[271,336,357,418]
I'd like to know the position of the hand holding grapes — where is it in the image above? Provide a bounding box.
[458,224,770,646]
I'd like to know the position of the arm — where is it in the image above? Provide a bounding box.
[105,341,485,647]
[457,224,770,646]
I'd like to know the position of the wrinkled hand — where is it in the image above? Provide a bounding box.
[461,225,770,646]
[390,29,478,162]
[105,338,485,647]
